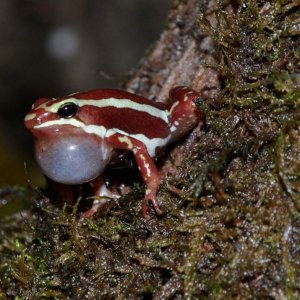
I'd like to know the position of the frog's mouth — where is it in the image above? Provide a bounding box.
[34,134,112,185]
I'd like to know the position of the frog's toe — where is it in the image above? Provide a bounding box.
[141,197,162,219]
[80,198,109,219]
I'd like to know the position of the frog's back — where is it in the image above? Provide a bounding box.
[70,89,171,141]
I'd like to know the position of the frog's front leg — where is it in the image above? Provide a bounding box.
[80,176,119,218]
[106,133,162,219]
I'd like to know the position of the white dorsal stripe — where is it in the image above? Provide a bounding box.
[38,97,169,123]
[34,119,170,157]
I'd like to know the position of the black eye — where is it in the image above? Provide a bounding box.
[57,102,78,118]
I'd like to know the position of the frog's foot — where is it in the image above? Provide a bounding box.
[80,177,120,219]
[141,196,162,220]
[80,198,110,219]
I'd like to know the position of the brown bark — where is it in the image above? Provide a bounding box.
[123,0,219,181]
[125,0,219,102]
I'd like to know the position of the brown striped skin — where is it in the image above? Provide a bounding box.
[78,105,169,140]
[25,89,170,143]
[24,87,204,219]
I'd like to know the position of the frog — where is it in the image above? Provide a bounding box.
[24,86,204,218]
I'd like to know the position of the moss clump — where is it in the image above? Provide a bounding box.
[1,0,299,298]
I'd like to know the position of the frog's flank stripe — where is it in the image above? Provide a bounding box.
[35,120,170,157]
[35,118,86,129]
[106,128,171,157]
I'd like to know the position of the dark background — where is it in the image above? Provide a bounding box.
[0,0,171,185]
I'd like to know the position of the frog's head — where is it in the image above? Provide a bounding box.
[24,94,112,185]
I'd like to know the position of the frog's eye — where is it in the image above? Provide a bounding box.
[57,102,78,118]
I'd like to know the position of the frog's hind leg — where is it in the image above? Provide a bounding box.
[167,86,203,142]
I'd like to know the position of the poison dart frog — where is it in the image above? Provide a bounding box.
[24,87,204,218]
